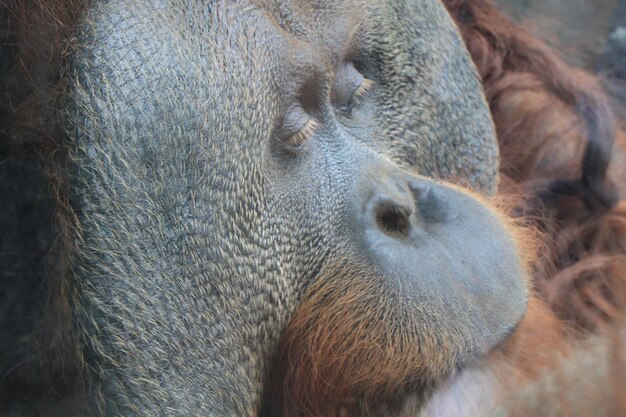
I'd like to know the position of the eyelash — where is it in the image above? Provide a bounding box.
[339,78,374,114]
[282,77,373,149]
[351,78,374,106]
[285,118,320,148]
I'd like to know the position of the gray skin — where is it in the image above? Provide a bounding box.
[68,0,526,415]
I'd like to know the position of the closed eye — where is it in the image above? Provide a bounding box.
[331,62,374,113]
[284,118,319,148]
[346,78,373,109]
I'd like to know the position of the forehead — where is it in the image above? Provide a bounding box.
[81,0,461,81]
[213,0,456,53]
[74,0,497,193]
[191,0,462,93]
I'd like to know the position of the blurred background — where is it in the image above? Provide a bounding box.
[497,0,626,121]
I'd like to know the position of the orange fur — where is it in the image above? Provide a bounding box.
[4,1,626,415]
[444,0,626,329]
[275,2,626,415]
[272,261,461,417]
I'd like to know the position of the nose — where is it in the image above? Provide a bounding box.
[368,182,413,238]
[364,174,435,240]
[358,169,528,358]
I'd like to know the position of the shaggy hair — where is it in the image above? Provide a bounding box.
[5,0,624,336]
[444,2,626,415]
[2,0,626,415]
[444,0,626,330]
[269,3,626,416]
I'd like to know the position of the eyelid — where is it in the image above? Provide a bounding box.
[350,78,373,106]
[284,118,319,148]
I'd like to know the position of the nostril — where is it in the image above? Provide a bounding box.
[375,201,412,238]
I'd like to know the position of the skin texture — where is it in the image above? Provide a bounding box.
[0,0,532,416]
[5,0,623,416]
[415,2,626,416]
[68,1,526,415]
[442,0,626,330]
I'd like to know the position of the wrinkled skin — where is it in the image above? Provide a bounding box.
[33,0,527,415]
